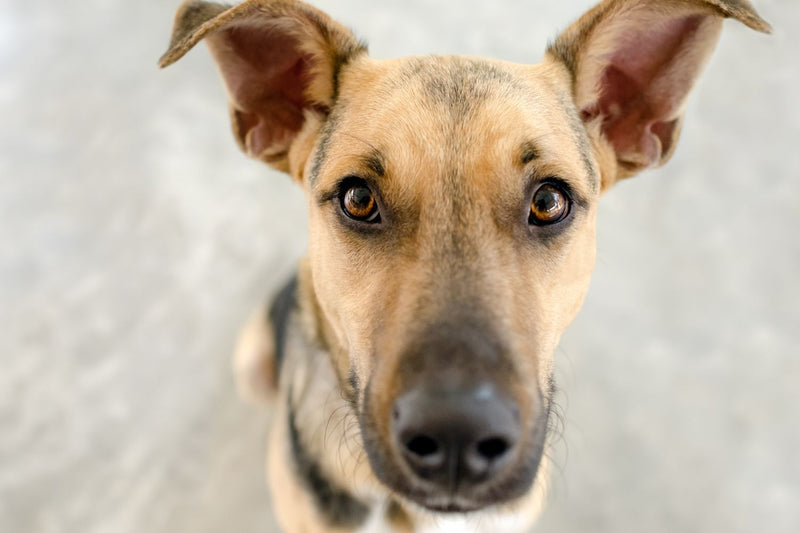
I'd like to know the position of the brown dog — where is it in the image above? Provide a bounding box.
[159,1,770,531]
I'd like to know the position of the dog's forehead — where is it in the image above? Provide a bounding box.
[377,56,526,117]
[310,55,597,197]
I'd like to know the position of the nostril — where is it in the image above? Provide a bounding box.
[464,435,515,481]
[406,435,439,458]
[476,436,510,461]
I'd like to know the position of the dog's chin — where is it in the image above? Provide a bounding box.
[408,496,486,514]
[385,469,538,515]
[425,503,478,513]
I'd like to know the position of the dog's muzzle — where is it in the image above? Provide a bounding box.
[360,321,548,512]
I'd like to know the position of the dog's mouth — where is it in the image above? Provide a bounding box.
[385,440,545,514]
[361,426,547,514]
[413,498,483,514]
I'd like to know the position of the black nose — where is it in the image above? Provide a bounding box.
[392,384,520,489]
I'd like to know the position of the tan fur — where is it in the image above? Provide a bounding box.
[304,57,600,459]
[160,0,769,531]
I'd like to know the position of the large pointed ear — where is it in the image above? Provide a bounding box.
[547,0,770,190]
[159,0,366,176]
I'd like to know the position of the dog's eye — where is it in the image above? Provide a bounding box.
[341,182,380,223]
[529,183,570,225]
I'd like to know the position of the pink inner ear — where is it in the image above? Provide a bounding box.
[586,15,706,170]
[212,22,315,158]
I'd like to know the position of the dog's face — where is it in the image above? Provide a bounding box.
[160,0,769,514]
[307,56,598,509]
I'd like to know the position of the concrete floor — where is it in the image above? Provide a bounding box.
[1,0,798,532]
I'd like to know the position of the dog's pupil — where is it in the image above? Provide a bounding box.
[346,186,375,217]
[533,186,564,219]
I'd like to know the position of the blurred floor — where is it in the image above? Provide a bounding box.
[1,1,798,532]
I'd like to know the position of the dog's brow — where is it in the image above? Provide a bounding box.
[311,129,386,188]
[519,141,540,165]
[518,132,596,204]
[362,150,385,177]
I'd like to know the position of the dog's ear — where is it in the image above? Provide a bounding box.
[548,0,770,190]
[159,0,366,176]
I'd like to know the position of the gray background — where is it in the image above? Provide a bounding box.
[1,0,797,532]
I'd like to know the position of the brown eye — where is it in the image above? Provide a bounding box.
[342,182,380,222]
[529,183,570,225]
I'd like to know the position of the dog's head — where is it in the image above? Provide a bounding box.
[160,0,769,514]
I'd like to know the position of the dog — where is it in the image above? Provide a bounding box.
[159,1,770,531]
